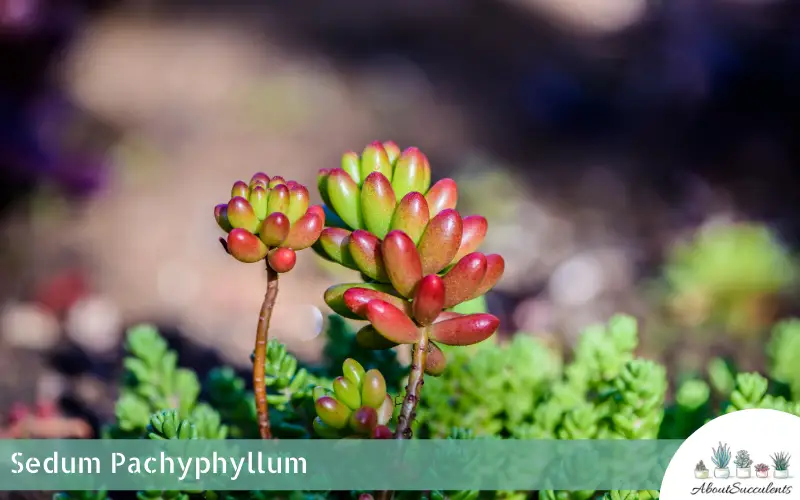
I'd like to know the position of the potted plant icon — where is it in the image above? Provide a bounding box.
[755,463,770,478]
[734,449,753,478]
[695,460,710,479]
[771,452,790,479]
[711,442,732,478]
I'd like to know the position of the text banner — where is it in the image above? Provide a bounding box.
[0,439,683,491]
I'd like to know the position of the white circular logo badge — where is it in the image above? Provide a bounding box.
[661,409,800,499]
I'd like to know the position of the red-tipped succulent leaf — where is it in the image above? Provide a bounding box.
[381,230,423,298]
[452,215,488,263]
[424,341,447,376]
[348,230,388,282]
[227,196,260,233]
[324,283,402,319]
[316,228,357,269]
[259,212,291,247]
[342,287,411,319]
[469,254,505,299]
[417,208,463,275]
[268,247,297,273]
[429,313,499,346]
[227,228,268,263]
[360,172,396,239]
[282,208,324,250]
[412,275,445,326]
[390,192,430,245]
[441,252,488,308]
[425,178,458,217]
[365,299,421,344]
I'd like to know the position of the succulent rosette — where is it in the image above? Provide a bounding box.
[215,173,325,272]
[316,142,505,375]
[312,358,394,439]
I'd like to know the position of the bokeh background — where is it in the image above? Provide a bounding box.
[1,0,799,438]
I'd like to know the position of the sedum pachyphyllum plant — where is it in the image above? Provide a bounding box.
[54,143,800,500]
[314,141,504,438]
[214,173,325,439]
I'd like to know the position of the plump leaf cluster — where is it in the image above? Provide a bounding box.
[312,358,395,439]
[315,142,505,364]
[215,173,325,270]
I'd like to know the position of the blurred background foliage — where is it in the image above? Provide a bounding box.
[1,0,800,478]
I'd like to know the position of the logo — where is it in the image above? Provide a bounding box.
[661,409,800,499]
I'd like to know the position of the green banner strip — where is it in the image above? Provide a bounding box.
[0,439,683,491]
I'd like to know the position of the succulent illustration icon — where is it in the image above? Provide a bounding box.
[711,442,732,478]
[695,460,709,479]
[315,141,505,438]
[214,173,325,438]
[734,449,753,478]
[771,452,790,478]
[755,463,770,478]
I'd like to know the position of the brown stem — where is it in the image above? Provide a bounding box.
[395,328,429,439]
[254,264,279,439]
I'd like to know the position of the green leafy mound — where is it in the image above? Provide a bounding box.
[57,315,800,500]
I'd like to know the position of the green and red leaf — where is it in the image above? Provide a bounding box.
[361,172,397,239]
[417,208,463,275]
[424,178,457,217]
[359,141,393,183]
[282,209,323,250]
[348,229,388,282]
[424,341,447,376]
[441,252,488,308]
[365,299,420,344]
[342,287,411,319]
[214,204,233,232]
[324,282,402,319]
[259,212,291,247]
[452,215,488,263]
[226,228,268,263]
[231,180,249,199]
[227,196,260,233]
[429,313,499,346]
[390,192,430,245]
[381,230,423,297]
[391,147,428,201]
[317,227,357,269]
[327,168,364,229]
[468,253,505,299]
[267,247,296,273]
[412,275,445,326]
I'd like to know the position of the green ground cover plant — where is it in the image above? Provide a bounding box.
[55,142,800,500]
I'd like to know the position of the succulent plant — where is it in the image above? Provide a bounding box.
[771,452,790,471]
[215,173,325,271]
[755,463,769,473]
[315,142,505,439]
[312,358,394,439]
[214,174,325,439]
[734,450,752,469]
[695,461,707,472]
[711,442,732,469]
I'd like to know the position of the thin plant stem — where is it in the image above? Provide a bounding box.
[254,264,279,439]
[395,328,429,439]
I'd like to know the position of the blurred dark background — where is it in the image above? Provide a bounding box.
[1,0,799,437]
